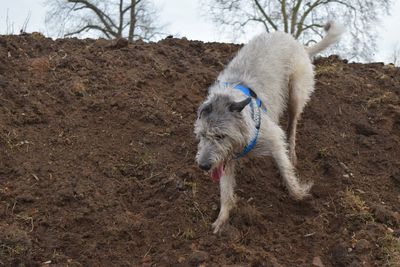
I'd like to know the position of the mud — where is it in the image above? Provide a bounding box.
[0,34,399,266]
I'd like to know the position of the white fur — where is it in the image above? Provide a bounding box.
[199,22,344,233]
[306,21,345,57]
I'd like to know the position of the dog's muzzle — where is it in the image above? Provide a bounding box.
[199,163,211,171]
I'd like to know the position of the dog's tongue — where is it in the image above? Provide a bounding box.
[211,163,224,183]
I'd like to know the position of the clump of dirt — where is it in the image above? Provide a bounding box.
[0,34,399,266]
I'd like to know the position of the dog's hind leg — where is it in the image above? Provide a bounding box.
[287,61,315,166]
[212,161,236,234]
[287,80,300,166]
[261,119,313,200]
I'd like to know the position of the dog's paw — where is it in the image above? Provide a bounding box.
[289,181,314,201]
[212,217,227,234]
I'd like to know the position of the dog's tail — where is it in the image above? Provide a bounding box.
[306,21,345,57]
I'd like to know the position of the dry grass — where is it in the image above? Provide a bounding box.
[366,91,398,108]
[150,56,168,78]
[0,226,32,265]
[317,147,331,158]
[315,63,343,76]
[341,189,400,266]
[181,228,195,240]
[341,188,374,223]
[379,233,400,267]
[0,130,29,150]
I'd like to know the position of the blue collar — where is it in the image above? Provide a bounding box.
[222,82,267,159]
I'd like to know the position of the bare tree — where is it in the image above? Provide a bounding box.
[3,9,31,35]
[388,42,400,66]
[20,11,32,33]
[203,0,392,60]
[45,0,164,41]
[5,9,15,35]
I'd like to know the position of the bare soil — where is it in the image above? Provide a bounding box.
[0,33,399,266]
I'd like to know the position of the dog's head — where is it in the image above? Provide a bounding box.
[194,93,251,181]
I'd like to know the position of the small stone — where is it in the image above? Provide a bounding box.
[355,239,371,251]
[383,64,395,70]
[142,256,151,263]
[188,250,209,266]
[372,204,400,227]
[221,224,241,241]
[176,179,185,191]
[312,256,325,267]
[379,74,390,80]
[393,228,400,238]
[70,79,87,97]
[339,162,350,172]
[111,38,129,49]
[391,173,400,184]
[354,123,378,137]
[270,258,283,267]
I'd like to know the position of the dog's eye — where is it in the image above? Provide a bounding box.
[215,134,225,140]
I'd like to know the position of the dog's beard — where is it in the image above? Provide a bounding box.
[210,163,224,182]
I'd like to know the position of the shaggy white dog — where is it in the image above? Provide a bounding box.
[194,22,344,233]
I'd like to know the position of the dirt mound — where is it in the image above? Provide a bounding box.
[0,34,399,266]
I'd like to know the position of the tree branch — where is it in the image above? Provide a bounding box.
[128,0,136,41]
[122,5,131,14]
[280,0,289,33]
[253,0,278,30]
[68,0,118,37]
[251,17,270,32]
[203,0,391,60]
[305,39,317,46]
[301,23,324,32]
[290,0,303,34]
[118,0,124,37]
[295,0,324,38]
[234,17,270,32]
[65,24,111,38]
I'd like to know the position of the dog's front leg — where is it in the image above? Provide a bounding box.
[212,161,236,234]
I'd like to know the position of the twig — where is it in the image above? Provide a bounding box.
[304,232,316,237]
[143,171,163,182]
[131,177,144,188]
[11,200,17,214]
[143,245,153,258]
[32,174,39,181]
[193,201,208,226]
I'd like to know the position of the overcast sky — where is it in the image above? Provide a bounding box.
[1,0,399,63]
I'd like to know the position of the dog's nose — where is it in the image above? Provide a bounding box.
[199,163,211,171]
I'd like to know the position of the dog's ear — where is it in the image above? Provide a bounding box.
[198,103,212,118]
[229,97,251,112]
